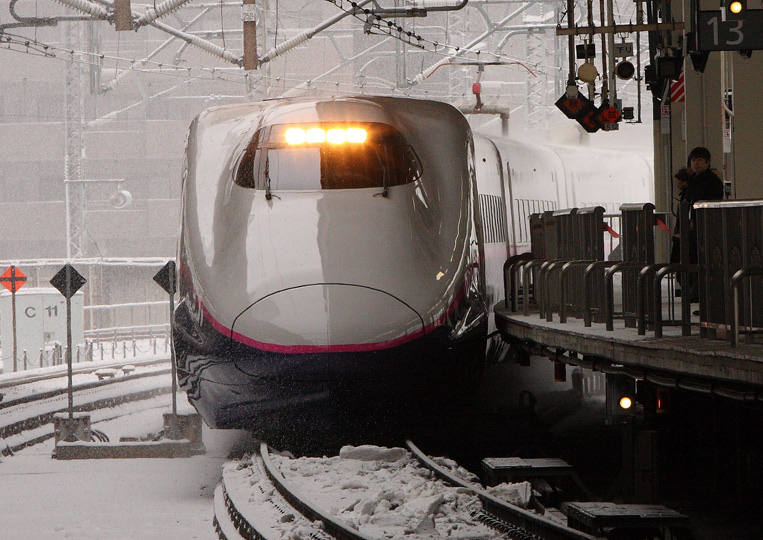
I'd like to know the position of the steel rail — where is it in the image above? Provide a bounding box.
[215,453,333,540]
[0,371,172,454]
[0,366,170,408]
[405,439,604,540]
[259,441,373,540]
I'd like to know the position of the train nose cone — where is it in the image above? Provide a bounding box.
[231,284,424,351]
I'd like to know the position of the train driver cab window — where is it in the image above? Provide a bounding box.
[234,122,422,191]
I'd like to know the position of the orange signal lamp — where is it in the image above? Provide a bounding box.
[729,0,744,13]
[619,396,633,410]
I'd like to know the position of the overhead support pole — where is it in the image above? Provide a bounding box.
[258,0,374,65]
[566,0,575,87]
[113,0,132,31]
[242,0,258,70]
[410,2,534,86]
[607,0,616,102]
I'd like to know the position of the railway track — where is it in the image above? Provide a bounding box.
[214,440,604,540]
[0,365,173,454]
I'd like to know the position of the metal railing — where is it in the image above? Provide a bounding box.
[731,267,763,347]
[503,200,763,348]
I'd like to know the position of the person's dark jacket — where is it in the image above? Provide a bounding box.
[684,168,724,216]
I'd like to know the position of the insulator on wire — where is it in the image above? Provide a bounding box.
[52,0,109,18]
[136,0,194,26]
[105,66,139,92]
[260,30,311,64]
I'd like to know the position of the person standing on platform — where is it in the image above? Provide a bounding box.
[670,147,724,302]
[687,146,724,203]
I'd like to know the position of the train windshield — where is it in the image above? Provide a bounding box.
[234,122,422,191]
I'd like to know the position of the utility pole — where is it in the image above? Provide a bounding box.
[64,21,86,259]
[243,0,258,71]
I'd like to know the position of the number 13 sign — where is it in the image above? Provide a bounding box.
[697,10,763,51]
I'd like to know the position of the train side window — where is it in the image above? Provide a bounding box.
[479,194,507,244]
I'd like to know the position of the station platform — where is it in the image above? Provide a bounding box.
[495,305,763,393]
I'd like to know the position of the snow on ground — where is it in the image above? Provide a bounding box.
[1,399,253,540]
[2,381,535,540]
[225,444,533,539]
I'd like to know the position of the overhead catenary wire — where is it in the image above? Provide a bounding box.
[71,0,244,65]
[104,7,214,92]
[0,29,551,100]
[258,0,374,64]
[407,2,536,85]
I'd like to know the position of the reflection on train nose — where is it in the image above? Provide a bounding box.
[231,284,423,349]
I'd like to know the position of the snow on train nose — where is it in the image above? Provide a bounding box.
[230,284,424,352]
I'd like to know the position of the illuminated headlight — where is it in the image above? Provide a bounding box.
[327,128,347,144]
[346,128,367,143]
[306,128,326,143]
[283,127,367,145]
[619,396,633,410]
[285,128,306,145]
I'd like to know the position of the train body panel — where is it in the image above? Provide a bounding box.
[473,135,511,326]
[175,96,653,430]
[176,96,488,429]
[484,135,654,255]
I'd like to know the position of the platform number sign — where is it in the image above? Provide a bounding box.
[697,10,763,51]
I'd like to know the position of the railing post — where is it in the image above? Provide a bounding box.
[733,278,741,348]
[637,267,650,335]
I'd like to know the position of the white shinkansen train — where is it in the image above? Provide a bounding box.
[174,96,653,430]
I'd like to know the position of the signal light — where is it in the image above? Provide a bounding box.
[619,395,633,410]
[723,0,746,19]
[606,373,639,424]
[615,61,635,80]
[656,387,671,413]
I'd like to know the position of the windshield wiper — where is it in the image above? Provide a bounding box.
[374,149,389,198]
[264,155,279,200]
